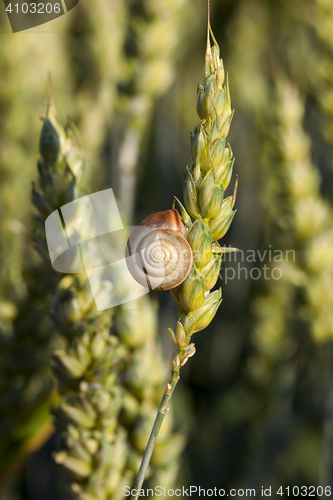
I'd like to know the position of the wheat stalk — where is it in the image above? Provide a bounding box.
[116,0,191,223]
[61,0,126,186]
[131,7,237,496]
[112,295,186,496]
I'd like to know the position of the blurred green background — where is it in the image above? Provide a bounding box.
[1,0,333,498]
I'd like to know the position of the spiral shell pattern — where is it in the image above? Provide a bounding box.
[126,210,193,291]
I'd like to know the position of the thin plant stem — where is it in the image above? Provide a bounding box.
[118,124,141,224]
[131,364,180,499]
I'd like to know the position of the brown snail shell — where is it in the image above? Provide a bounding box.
[126,209,193,291]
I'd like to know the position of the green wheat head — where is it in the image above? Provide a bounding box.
[168,19,237,365]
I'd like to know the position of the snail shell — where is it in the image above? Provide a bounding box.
[126,209,193,291]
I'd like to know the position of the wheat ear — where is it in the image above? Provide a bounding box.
[117,0,190,223]
[250,78,333,483]
[32,94,128,500]
[276,82,333,483]
[276,81,333,342]
[131,8,237,496]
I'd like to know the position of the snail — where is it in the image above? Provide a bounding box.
[126,209,193,291]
